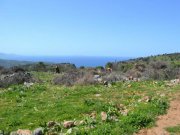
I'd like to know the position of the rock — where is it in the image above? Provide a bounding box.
[108,83,112,88]
[0,72,34,88]
[133,78,140,82]
[33,128,43,135]
[93,75,103,83]
[93,75,100,80]
[138,99,142,102]
[103,81,113,87]
[121,109,129,116]
[79,120,84,125]
[168,79,180,86]
[47,121,56,128]
[166,83,173,87]
[63,121,75,128]
[103,81,108,86]
[95,94,101,97]
[143,96,150,102]
[116,104,124,110]
[97,78,103,83]
[90,112,96,119]
[160,93,165,97]
[66,128,73,134]
[0,130,4,135]
[110,116,118,121]
[138,96,150,103]
[16,129,32,135]
[128,76,133,81]
[24,82,34,88]
[74,120,84,126]
[10,131,17,135]
[101,112,107,121]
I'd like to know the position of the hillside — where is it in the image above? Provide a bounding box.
[0,53,180,134]
[0,71,179,135]
[106,53,180,80]
[0,59,32,68]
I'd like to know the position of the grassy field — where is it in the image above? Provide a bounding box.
[0,72,179,134]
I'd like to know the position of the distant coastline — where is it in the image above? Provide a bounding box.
[0,53,131,67]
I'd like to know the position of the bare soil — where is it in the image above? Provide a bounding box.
[137,93,180,135]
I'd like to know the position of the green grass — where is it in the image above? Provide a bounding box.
[0,72,179,134]
[166,125,180,135]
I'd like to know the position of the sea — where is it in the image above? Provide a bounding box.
[26,56,130,67]
[0,54,131,67]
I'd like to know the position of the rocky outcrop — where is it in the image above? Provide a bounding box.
[63,121,75,128]
[0,72,34,88]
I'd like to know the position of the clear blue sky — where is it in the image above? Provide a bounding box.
[0,0,179,57]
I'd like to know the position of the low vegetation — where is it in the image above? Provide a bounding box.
[166,125,180,134]
[0,73,179,134]
[108,53,180,80]
[0,53,180,134]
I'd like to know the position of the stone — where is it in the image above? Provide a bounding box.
[0,72,34,88]
[108,83,112,88]
[47,121,56,128]
[66,128,73,134]
[160,93,165,97]
[143,96,150,102]
[170,79,180,85]
[90,112,96,119]
[121,109,128,116]
[0,130,4,135]
[24,82,34,88]
[74,120,84,126]
[116,104,124,110]
[101,112,107,121]
[93,75,100,80]
[138,99,142,102]
[63,121,75,128]
[10,131,17,135]
[95,94,101,97]
[16,129,32,135]
[110,116,118,121]
[103,81,108,86]
[138,96,150,103]
[79,120,84,125]
[33,128,43,135]
[97,78,103,83]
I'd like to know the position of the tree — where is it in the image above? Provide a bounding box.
[105,62,113,69]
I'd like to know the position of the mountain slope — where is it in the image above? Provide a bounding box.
[107,53,180,80]
[0,59,32,68]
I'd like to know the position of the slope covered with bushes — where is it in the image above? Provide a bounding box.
[106,53,180,80]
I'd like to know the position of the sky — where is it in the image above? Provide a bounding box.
[0,0,180,57]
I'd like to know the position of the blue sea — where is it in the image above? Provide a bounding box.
[26,56,130,67]
[0,54,131,67]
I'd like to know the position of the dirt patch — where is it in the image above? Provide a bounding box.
[137,93,180,135]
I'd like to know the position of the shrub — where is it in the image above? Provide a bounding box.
[53,71,97,86]
[53,71,85,86]
[150,61,168,70]
[166,125,180,134]
[135,63,146,72]
[102,72,123,83]
[105,62,113,69]
[76,72,97,85]
[150,97,169,115]
[0,72,34,88]
[10,66,26,73]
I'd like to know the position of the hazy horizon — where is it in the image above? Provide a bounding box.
[0,52,132,67]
